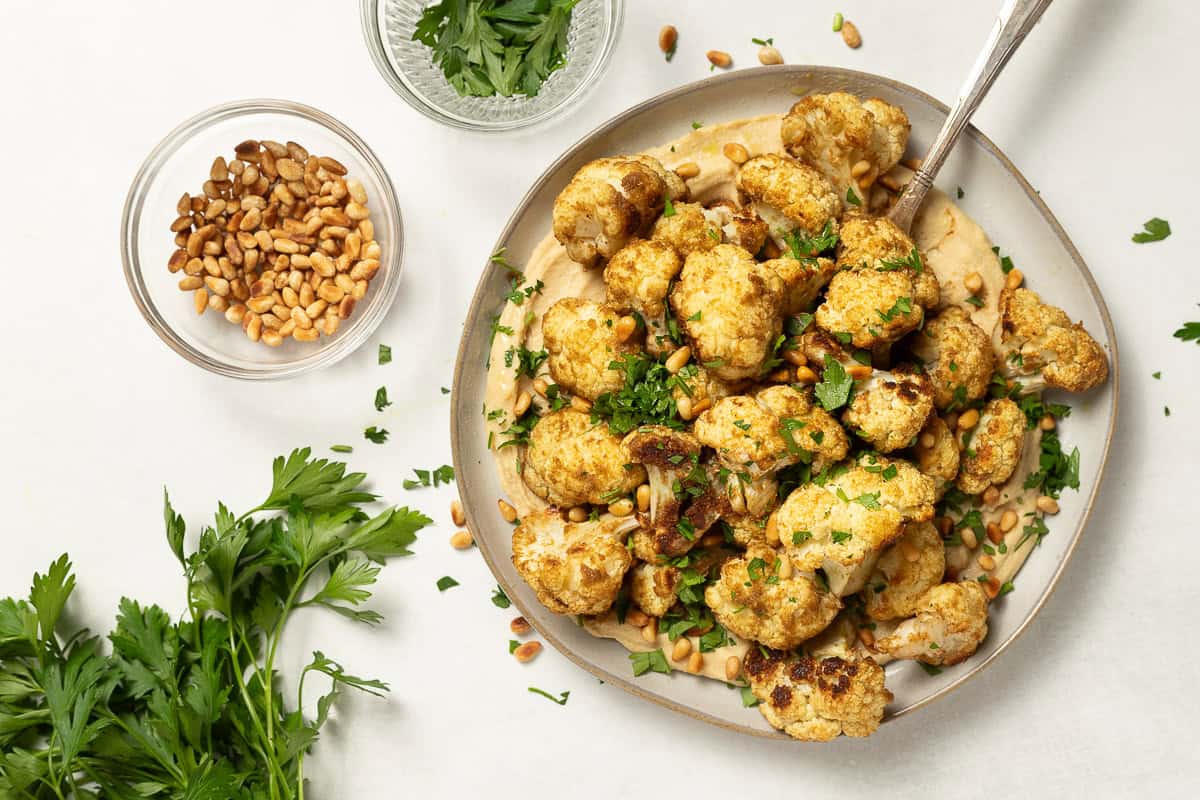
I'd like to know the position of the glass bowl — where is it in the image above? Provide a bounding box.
[359,0,622,131]
[121,99,403,380]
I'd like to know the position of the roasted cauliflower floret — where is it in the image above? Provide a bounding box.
[775,460,936,595]
[669,363,743,410]
[842,366,934,453]
[835,215,939,310]
[651,201,769,259]
[743,647,891,741]
[955,398,1025,495]
[763,256,837,315]
[523,408,646,507]
[911,415,960,499]
[706,201,770,255]
[670,244,785,381]
[998,287,1109,393]
[863,521,945,621]
[603,239,682,320]
[552,156,684,268]
[754,385,851,472]
[512,509,637,616]
[705,546,842,650]
[816,269,924,349]
[631,546,733,618]
[542,297,640,401]
[624,426,703,559]
[875,581,989,665]
[724,512,772,548]
[736,154,841,240]
[910,306,995,409]
[780,91,910,203]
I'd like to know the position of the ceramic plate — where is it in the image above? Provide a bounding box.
[450,66,1118,738]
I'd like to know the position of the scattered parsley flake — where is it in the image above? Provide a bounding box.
[330,444,353,453]
[814,355,853,411]
[403,465,455,490]
[364,426,389,444]
[630,648,672,676]
[846,186,861,206]
[436,576,459,592]
[1174,321,1200,345]
[378,344,392,364]
[374,386,392,412]
[528,687,570,705]
[1131,217,1170,243]
[491,585,511,608]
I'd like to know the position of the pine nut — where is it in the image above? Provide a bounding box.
[193,289,208,315]
[784,347,807,367]
[178,276,204,291]
[261,329,284,347]
[687,652,703,674]
[768,368,792,383]
[841,20,862,48]
[1006,268,1024,291]
[1036,496,1060,515]
[641,619,658,643]
[282,286,300,308]
[665,346,691,374]
[978,553,996,571]
[208,294,229,313]
[858,627,875,647]
[450,530,474,549]
[567,506,589,523]
[514,391,532,417]
[777,554,793,579]
[957,409,980,431]
[570,396,591,413]
[498,499,518,523]
[676,396,694,421]
[879,174,902,192]
[902,157,923,171]
[293,327,319,342]
[338,296,357,319]
[960,527,978,549]
[615,315,638,343]
[846,363,873,380]
[225,303,247,324]
[1039,414,1056,431]
[513,641,542,663]
[986,522,1003,545]
[964,272,984,293]
[450,499,466,527]
[982,485,1000,506]
[699,532,723,547]
[764,514,779,546]
[690,398,711,416]
[279,319,297,338]
[706,50,732,68]
[531,377,549,398]
[608,498,634,517]
[626,608,649,628]
[244,313,262,342]
[851,160,871,178]
[723,142,749,165]
[936,516,953,537]
[999,510,1018,533]
[795,366,818,384]
[725,656,741,681]
[636,484,651,512]
[674,162,700,179]
[757,45,783,65]
[658,25,677,55]
[983,576,1001,600]
[671,638,692,662]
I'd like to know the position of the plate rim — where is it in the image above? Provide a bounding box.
[450,65,1120,740]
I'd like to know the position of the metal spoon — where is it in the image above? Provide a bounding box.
[888,0,1053,233]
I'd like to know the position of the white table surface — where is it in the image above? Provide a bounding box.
[2,0,1198,796]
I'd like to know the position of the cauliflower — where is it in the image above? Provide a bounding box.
[623,426,703,559]
[651,201,769,259]
[955,397,1025,495]
[704,546,842,650]
[775,460,936,595]
[632,547,734,618]
[998,287,1109,393]
[669,363,743,410]
[763,256,837,315]
[835,215,938,307]
[794,327,850,367]
[875,581,989,665]
[909,306,995,409]
[736,154,841,240]
[602,239,682,321]
[742,646,891,741]
[911,414,960,499]
[512,509,638,615]
[816,268,924,349]
[842,365,934,453]
[754,385,851,472]
[724,512,773,548]
[552,156,685,268]
[670,244,785,381]
[523,408,646,507]
[780,91,910,203]
[542,297,640,402]
[863,521,945,621]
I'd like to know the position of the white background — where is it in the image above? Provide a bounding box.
[2,1,1198,797]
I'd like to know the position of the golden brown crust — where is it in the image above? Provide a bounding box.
[863,521,945,621]
[998,287,1108,392]
[523,408,646,507]
[955,398,1025,495]
[910,306,995,409]
[542,297,640,401]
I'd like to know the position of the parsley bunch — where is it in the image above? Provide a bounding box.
[413,0,580,98]
[592,353,690,435]
[0,449,430,799]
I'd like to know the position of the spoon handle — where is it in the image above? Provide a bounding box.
[888,0,1053,232]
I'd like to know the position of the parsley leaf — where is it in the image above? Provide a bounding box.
[378,343,392,364]
[491,585,512,608]
[630,648,672,676]
[1174,321,1200,345]
[1131,217,1171,243]
[374,386,392,411]
[436,576,460,592]
[403,465,455,490]
[814,355,853,411]
[846,187,861,206]
[528,687,570,705]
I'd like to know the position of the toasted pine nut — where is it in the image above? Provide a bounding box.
[1039,414,1057,431]
[513,641,542,663]
[674,162,700,179]
[691,398,712,416]
[676,395,695,421]
[293,327,319,342]
[449,530,473,549]
[641,619,658,643]
[757,45,783,65]
[999,510,1018,533]
[768,367,791,383]
[1006,268,1024,291]
[978,553,996,571]
[1036,495,1060,515]
[902,157,923,171]
[665,345,691,374]
[658,25,677,54]
[795,366,818,384]
[706,50,732,68]
[858,627,875,647]
[725,656,741,681]
[261,329,284,347]
[193,289,208,315]
[244,313,262,342]
[723,142,749,165]
[983,576,1001,599]
[935,516,953,537]
[764,514,779,546]
[608,498,634,517]
[841,19,862,48]
[960,527,978,549]
[450,499,466,527]
[671,638,692,662]
[879,173,902,192]
[567,506,589,523]
[846,363,873,380]
[636,484,651,512]
[777,554,793,579]
[964,272,984,294]
[982,485,1001,506]
[957,408,981,431]
[514,391,532,418]
[625,608,649,628]
[225,303,247,324]
[179,275,204,291]
[498,499,518,523]
[687,652,704,674]
[784,347,807,367]
[615,314,638,343]
[510,616,532,636]
[699,532,724,548]
[531,377,549,398]
[986,522,1003,545]
[851,160,872,178]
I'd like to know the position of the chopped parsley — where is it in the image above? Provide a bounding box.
[435,575,459,592]
[751,36,774,45]
[403,465,455,490]
[663,193,676,217]
[740,686,761,707]
[489,246,521,275]
[630,648,672,676]
[1131,217,1171,243]
[378,343,392,364]
[853,492,881,509]
[832,12,844,31]
[956,186,965,199]
[691,121,703,130]
[374,386,392,411]
[991,244,1016,274]
[528,687,570,705]
[964,294,984,308]
[363,426,389,444]
[814,355,853,411]
[783,219,839,261]
[498,408,541,449]
[504,345,549,378]
[919,663,942,676]
[491,585,512,608]
[830,530,852,544]
[785,313,814,336]
[505,276,544,306]
[330,444,353,453]
[792,530,812,545]
[878,296,913,322]
[592,353,690,434]
[879,247,923,274]
[509,640,520,654]
[1023,430,1080,498]
[1174,321,1200,345]
[1152,371,1161,379]
[845,186,861,206]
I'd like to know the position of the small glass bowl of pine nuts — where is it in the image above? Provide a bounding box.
[122,99,403,379]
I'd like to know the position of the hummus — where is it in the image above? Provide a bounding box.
[484,112,1046,676]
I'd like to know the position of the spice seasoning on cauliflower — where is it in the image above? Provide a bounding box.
[955,397,1025,495]
[543,297,641,401]
[522,408,646,507]
[737,153,841,241]
[998,287,1109,393]
[874,580,989,665]
[841,365,934,453]
[863,521,945,621]
[910,306,995,409]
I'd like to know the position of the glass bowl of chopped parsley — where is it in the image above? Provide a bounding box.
[360,0,622,131]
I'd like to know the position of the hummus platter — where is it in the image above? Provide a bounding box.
[452,68,1118,739]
